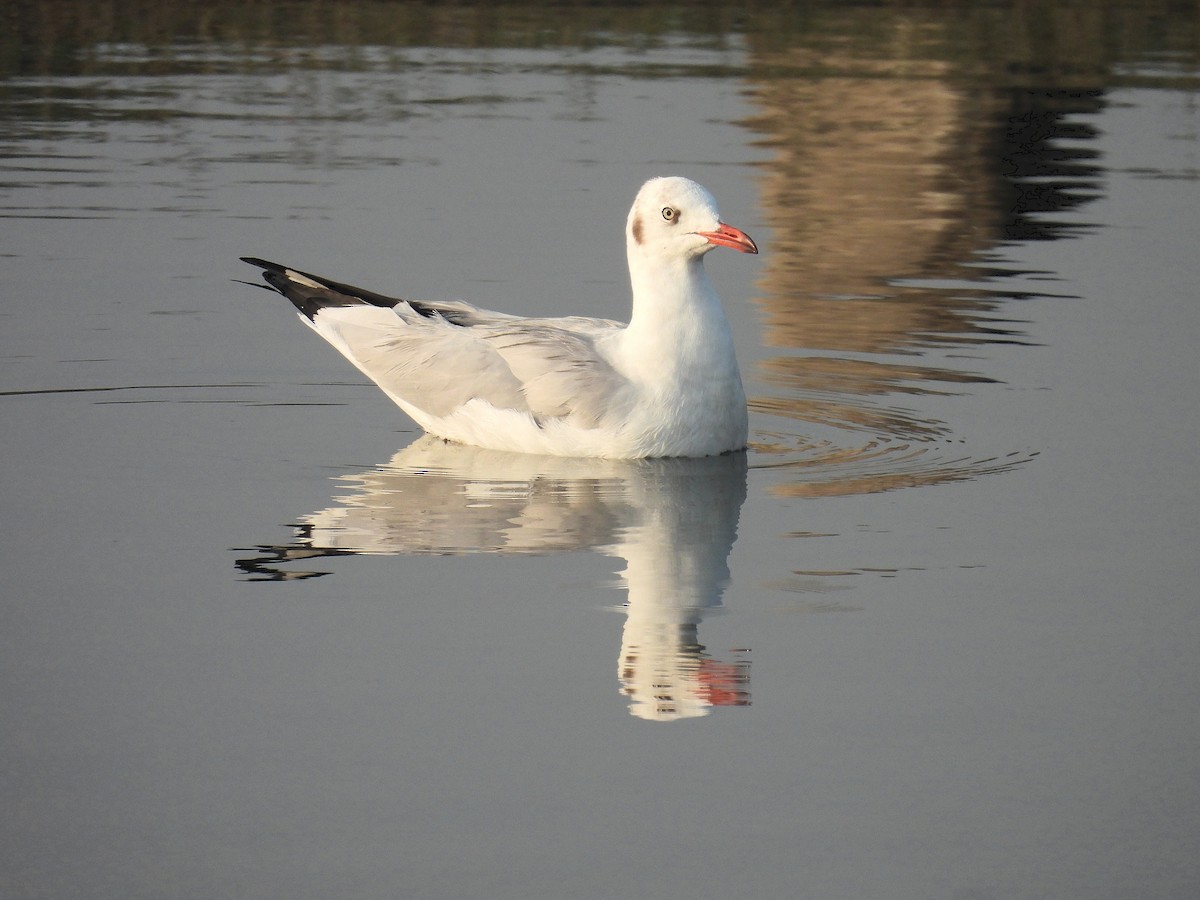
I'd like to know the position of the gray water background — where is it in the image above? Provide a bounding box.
[3,4,1199,898]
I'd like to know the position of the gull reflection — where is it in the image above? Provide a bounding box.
[237,436,749,720]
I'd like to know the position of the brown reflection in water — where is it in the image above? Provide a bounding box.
[746,64,995,340]
[741,19,1102,495]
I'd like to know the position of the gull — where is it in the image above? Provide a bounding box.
[241,176,758,458]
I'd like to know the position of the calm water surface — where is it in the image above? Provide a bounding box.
[3,4,1200,898]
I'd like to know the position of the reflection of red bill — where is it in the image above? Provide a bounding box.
[697,658,752,707]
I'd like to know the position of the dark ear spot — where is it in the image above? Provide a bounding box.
[632,215,644,245]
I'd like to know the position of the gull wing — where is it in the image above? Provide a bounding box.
[242,258,628,426]
[478,318,627,426]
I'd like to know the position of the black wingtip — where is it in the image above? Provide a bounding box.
[240,256,286,273]
[236,257,406,316]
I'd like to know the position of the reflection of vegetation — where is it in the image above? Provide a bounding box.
[2,2,735,77]
[745,2,1200,88]
[4,1,1198,81]
[727,4,1145,492]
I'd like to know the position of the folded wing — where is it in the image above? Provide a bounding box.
[242,258,627,427]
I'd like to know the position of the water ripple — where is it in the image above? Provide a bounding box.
[750,430,1037,498]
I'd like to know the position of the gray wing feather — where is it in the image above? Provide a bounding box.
[481,320,626,426]
[310,302,627,425]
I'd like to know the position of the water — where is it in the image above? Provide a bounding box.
[3,5,1200,898]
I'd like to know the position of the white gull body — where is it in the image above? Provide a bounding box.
[242,176,758,458]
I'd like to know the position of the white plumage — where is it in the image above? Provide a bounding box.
[243,176,758,458]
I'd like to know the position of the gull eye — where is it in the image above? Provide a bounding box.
[661,206,678,223]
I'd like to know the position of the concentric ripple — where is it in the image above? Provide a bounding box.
[750,429,1037,498]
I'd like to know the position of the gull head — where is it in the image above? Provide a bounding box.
[625,176,758,262]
